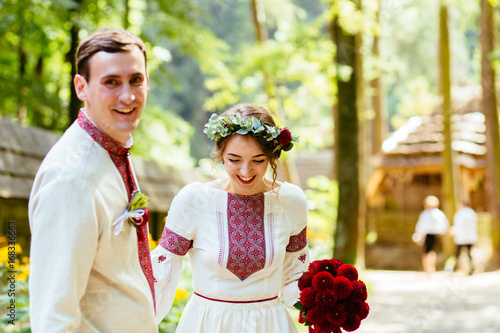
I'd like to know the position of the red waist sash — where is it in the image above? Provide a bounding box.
[194,292,278,304]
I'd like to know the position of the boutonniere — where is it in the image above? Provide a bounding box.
[112,191,149,236]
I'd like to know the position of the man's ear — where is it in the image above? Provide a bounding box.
[74,74,88,101]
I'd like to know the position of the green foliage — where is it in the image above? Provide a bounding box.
[305,175,338,258]
[377,0,481,129]
[0,246,30,332]
[0,0,72,130]
[131,105,195,167]
[0,0,489,157]
[0,279,30,332]
[203,1,335,151]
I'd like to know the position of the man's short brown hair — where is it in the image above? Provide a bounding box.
[76,27,147,81]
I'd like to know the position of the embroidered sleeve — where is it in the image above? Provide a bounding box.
[286,227,307,252]
[159,227,193,256]
[151,243,184,324]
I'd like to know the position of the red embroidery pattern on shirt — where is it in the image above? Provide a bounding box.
[158,255,166,263]
[77,111,134,195]
[227,193,266,281]
[286,227,307,252]
[77,109,156,308]
[299,254,307,263]
[159,227,193,256]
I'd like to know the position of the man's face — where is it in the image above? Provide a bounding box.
[74,47,149,145]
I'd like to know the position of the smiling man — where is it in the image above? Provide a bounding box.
[28,28,156,332]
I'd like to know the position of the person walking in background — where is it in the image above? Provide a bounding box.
[412,195,449,273]
[451,201,478,275]
[151,103,309,332]
[28,28,156,332]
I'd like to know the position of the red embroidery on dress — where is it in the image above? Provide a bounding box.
[77,109,156,309]
[159,227,193,256]
[227,193,266,281]
[286,227,307,252]
[158,255,166,263]
[265,195,276,266]
[216,189,226,267]
[299,254,307,263]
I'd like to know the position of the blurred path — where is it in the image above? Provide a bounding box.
[356,270,500,333]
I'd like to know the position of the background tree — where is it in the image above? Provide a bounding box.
[331,0,361,265]
[0,0,498,267]
[439,1,459,222]
[480,0,500,265]
[68,0,84,125]
[369,0,386,155]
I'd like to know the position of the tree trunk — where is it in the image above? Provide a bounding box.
[439,3,458,222]
[17,6,27,123]
[249,0,300,185]
[249,0,268,42]
[480,0,500,264]
[370,1,386,155]
[249,0,273,98]
[355,10,366,269]
[332,1,360,265]
[67,0,83,127]
[123,0,130,30]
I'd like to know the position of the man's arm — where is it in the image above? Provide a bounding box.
[29,177,99,332]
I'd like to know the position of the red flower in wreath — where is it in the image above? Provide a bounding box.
[277,128,292,148]
[294,258,369,333]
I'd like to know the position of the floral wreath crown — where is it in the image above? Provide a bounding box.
[204,113,299,154]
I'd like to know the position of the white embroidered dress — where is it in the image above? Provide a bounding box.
[151,181,309,332]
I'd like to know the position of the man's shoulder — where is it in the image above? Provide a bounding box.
[34,125,120,195]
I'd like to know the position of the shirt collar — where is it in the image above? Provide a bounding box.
[77,109,133,156]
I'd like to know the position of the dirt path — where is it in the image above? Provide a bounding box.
[355,270,500,333]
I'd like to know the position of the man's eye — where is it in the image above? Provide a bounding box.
[131,77,144,84]
[105,79,118,85]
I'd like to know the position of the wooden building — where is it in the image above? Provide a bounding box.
[365,87,488,269]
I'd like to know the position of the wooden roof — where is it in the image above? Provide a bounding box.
[0,117,210,211]
[0,117,59,199]
[376,87,487,170]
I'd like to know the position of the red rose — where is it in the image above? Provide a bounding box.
[306,305,326,324]
[298,271,314,290]
[351,280,368,301]
[300,287,317,308]
[315,289,338,308]
[310,259,337,276]
[332,276,353,300]
[326,303,347,325]
[358,302,370,320]
[312,271,335,291]
[337,264,358,282]
[332,258,344,268]
[318,320,341,333]
[277,128,292,147]
[341,316,361,332]
[342,296,364,317]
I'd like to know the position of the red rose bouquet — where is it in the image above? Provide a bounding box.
[294,259,369,333]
